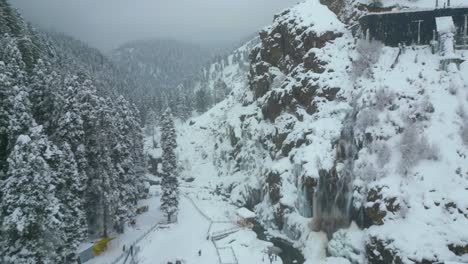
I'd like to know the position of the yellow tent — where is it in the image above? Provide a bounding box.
[92,237,115,256]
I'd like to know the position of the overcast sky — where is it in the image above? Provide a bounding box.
[10,0,298,52]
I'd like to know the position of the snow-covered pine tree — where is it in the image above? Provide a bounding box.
[179,93,193,121]
[111,96,141,233]
[0,61,14,177]
[145,109,157,149]
[129,103,147,200]
[1,0,148,253]
[45,142,87,262]
[8,88,34,148]
[29,59,59,133]
[83,96,118,237]
[0,0,23,36]
[160,108,179,222]
[213,78,228,104]
[0,126,64,264]
[195,87,210,113]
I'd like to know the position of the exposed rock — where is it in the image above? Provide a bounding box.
[448,243,468,256]
[262,91,294,122]
[266,171,282,204]
[319,0,348,18]
[356,3,397,13]
[364,187,400,227]
[228,126,239,147]
[274,204,286,230]
[303,52,327,73]
[318,87,341,101]
[249,7,343,102]
[365,237,403,264]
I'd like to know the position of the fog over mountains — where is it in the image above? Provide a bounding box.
[10,0,298,51]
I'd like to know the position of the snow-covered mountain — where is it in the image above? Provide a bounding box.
[191,38,259,112]
[177,0,468,263]
[111,39,208,99]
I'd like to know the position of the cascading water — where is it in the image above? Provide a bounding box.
[297,185,313,218]
[312,110,358,238]
[295,164,313,218]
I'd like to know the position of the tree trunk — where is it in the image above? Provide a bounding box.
[103,204,108,237]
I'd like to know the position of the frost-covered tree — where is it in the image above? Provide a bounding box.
[179,94,193,121]
[43,142,87,262]
[160,109,179,222]
[111,96,146,232]
[195,88,210,113]
[0,1,147,256]
[399,124,439,175]
[0,126,64,264]
[0,61,15,176]
[213,78,228,104]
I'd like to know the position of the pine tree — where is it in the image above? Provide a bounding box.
[0,2,149,257]
[0,0,23,36]
[83,96,118,237]
[145,109,157,148]
[213,78,228,104]
[160,109,179,222]
[0,126,64,264]
[195,88,209,113]
[179,94,193,121]
[0,61,14,177]
[46,143,86,262]
[111,96,140,232]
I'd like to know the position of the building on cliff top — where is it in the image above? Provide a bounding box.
[359,6,468,49]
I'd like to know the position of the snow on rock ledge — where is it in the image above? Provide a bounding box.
[274,0,345,36]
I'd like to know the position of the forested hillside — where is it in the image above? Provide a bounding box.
[0,1,147,262]
[111,39,209,123]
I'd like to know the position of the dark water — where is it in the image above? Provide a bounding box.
[252,221,305,264]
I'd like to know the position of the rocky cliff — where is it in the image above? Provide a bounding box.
[179,0,468,263]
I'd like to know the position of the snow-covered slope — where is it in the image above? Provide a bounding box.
[178,0,468,263]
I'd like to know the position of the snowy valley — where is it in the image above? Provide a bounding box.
[1,0,468,264]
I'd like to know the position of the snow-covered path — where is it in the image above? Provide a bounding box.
[137,197,218,264]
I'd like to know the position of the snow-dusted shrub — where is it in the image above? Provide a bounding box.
[374,87,395,111]
[405,95,434,122]
[359,162,380,181]
[399,124,439,174]
[449,81,459,95]
[456,106,468,145]
[352,40,383,80]
[371,141,391,168]
[419,95,435,113]
[328,228,364,263]
[356,108,378,133]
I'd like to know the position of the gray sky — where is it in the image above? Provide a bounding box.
[10,0,298,52]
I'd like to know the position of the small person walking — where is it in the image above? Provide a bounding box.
[198,249,202,256]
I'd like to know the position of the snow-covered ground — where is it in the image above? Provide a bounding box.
[80,187,164,264]
[137,196,218,264]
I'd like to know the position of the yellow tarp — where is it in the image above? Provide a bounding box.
[93,237,115,256]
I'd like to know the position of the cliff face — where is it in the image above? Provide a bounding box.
[179,0,468,263]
